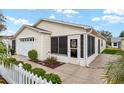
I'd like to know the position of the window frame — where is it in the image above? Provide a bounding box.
[87,35,95,57]
[113,42,117,46]
[80,35,84,58]
[51,36,68,55]
[19,37,35,42]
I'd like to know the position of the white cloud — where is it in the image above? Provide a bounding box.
[92,15,124,23]
[92,17,100,21]
[49,14,56,19]
[101,15,124,23]
[54,9,79,18]
[104,9,124,15]
[6,16,33,25]
[55,9,63,13]
[62,9,79,15]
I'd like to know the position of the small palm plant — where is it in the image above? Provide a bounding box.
[103,57,124,84]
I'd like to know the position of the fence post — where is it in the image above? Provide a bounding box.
[18,63,23,84]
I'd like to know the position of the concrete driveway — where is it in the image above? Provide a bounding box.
[13,54,121,84]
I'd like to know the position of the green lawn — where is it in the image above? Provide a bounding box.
[102,48,124,56]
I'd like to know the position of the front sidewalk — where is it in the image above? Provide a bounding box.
[12,54,120,84]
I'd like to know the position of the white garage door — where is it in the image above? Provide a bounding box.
[18,37,34,56]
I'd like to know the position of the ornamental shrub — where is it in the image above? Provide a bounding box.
[103,60,124,84]
[16,61,24,65]
[9,48,16,55]
[46,56,57,64]
[32,68,46,77]
[28,49,38,61]
[3,57,17,67]
[44,73,62,84]
[23,63,32,71]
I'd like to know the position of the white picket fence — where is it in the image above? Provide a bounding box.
[0,62,53,84]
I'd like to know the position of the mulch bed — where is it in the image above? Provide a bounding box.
[29,60,65,69]
[0,75,8,84]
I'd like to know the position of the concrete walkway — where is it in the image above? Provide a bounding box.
[13,54,121,84]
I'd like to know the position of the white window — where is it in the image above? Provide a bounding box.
[20,37,35,42]
[113,42,117,46]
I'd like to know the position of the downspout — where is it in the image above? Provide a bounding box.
[84,28,93,67]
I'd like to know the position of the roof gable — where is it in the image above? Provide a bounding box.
[14,25,51,38]
[34,19,107,41]
[34,18,91,29]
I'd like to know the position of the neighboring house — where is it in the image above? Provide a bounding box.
[0,35,15,54]
[111,37,124,51]
[15,19,106,66]
[111,37,121,48]
[121,37,124,51]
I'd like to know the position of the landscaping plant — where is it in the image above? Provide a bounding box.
[3,57,17,67]
[28,49,38,61]
[23,63,32,71]
[9,48,15,55]
[44,73,62,84]
[0,41,7,63]
[2,57,62,84]
[16,61,24,65]
[103,57,124,84]
[32,68,46,77]
[46,56,57,64]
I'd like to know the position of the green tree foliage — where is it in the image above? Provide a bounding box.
[0,41,7,62]
[119,31,124,37]
[0,13,7,31]
[99,30,113,45]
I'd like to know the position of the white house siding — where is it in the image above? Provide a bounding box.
[36,21,87,66]
[84,34,106,66]
[40,34,51,60]
[100,39,106,52]
[121,40,124,51]
[15,20,106,66]
[35,21,106,66]
[16,28,48,60]
[36,21,86,36]
[111,42,119,48]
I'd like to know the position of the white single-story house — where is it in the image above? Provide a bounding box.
[111,37,121,48]
[14,19,106,66]
[111,37,124,51]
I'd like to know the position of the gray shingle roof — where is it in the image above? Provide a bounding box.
[111,37,121,42]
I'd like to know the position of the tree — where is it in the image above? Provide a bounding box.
[0,13,7,31]
[99,30,113,45]
[119,31,124,37]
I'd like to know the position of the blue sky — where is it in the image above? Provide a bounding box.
[2,9,124,37]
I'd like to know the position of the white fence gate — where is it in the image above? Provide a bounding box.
[0,63,52,84]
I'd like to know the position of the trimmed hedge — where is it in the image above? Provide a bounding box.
[44,73,62,84]
[16,61,24,65]
[32,68,46,77]
[28,49,38,61]
[3,57,17,67]
[2,57,62,84]
[23,63,32,71]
